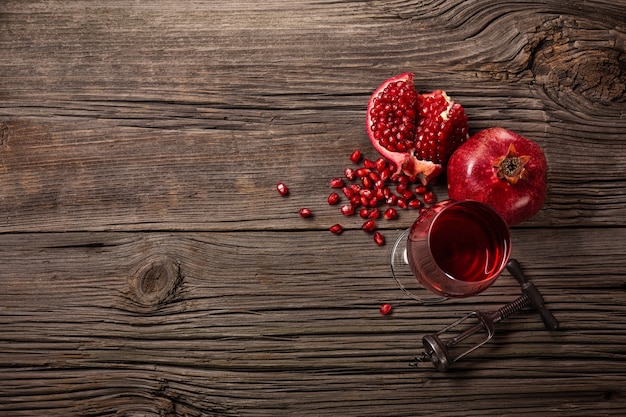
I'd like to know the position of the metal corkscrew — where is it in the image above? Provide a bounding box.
[413,258,559,372]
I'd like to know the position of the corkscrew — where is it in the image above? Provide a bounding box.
[413,258,559,372]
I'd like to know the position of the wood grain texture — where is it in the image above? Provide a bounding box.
[1,229,625,416]
[1,0,625,415]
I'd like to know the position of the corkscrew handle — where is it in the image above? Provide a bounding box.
[506,259,559,331]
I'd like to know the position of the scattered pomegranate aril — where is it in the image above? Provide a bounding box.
[298,208,313,218]
[415,184,427,195]
[344,167,356,181]
[373,231,385,246]
[276,182,289,196]
[330,178,345,188]
[379,302,392,315]
[408,199,422,209]
[350,149,362,164]
[380,167,392,181]
[355,168,370,178]
[423,191,435,204]
[368,208,380,219]
[330,224,344,234]
[360,189,373,200]
[359,208,370,218]
[342,187,354,198]
[401,190,414,201]
[396,174,409,185]
[363,159,376,169]
[327,192,340,205]
[383,207,398,220]
[375,188,385,201]
[362,220,376,232]
[375,157,387,172]
[340,204,355,216]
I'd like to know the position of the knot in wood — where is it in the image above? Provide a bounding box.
[530,18,625,105]
[130,256,183,307]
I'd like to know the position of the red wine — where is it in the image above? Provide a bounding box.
[429,204,508,282]
[406,200,511,298]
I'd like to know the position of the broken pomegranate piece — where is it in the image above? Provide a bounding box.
[366,73,468,185]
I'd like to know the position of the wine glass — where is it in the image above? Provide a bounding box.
[391,200,511,303]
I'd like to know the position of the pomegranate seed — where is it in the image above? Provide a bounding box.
[350,183,362,193]
[402,190,414,200]
[384,207,398,220]
[396,183,407,193]
[330,178,345,188]
[368,208,380,219]
[363,159,376,169]
[360,189,373,199]
[350,196,361,207]
[397,198,408,209]
[424,191,435,204]
[369,171,380,182]
[359,208,370,218]
[362,220,376,232]
[350,150,362,164]
[355,168,370,178]
[344,167,356,181]
[368,197,379,208]
[276,182,289,196]
[330,224,344,234]
[379,302,392,315]
[361,176,373,189]
[341,204,355,216]
[342,187,354,198]
[375,158,387,171]
[386,195,398,206]
[396,175,409,185]
[380,167,392,181]
[373,231,385,246]
[298,208,313,218]
[408,199,422,209]
[375,188,385,201]
[327,192,340,205]
[415,185,427,195]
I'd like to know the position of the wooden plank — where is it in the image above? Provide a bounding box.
[0,0,625,415]
[1,228,625,415]
[0,1,625,232]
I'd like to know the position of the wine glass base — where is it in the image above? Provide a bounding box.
[391,229,448,304]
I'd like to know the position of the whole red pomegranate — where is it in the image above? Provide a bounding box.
[447,127,547,226]
[366,72,468,184]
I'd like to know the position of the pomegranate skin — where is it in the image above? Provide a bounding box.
[447,127,547,226]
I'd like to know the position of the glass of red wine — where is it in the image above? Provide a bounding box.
[391,199,511,304]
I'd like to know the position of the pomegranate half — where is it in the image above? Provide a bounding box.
[366,72,468,184]
[447,127,547,226]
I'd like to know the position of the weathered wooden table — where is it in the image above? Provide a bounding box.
[1,1,625,415]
